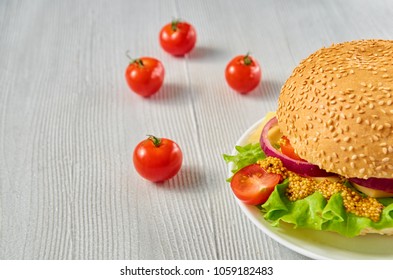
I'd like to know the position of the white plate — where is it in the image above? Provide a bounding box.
[228,117,393,260]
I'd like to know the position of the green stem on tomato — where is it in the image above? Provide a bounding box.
[171,19,180,31]
[243,52,252,66]
[133,59,144,67]
[125,50,144,67]
[147,135,162,147]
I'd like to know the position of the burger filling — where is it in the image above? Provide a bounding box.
[259,119,385,222]
[258,156,383,222]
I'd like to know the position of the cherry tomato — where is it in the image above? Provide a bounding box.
[225,54,261,94]
[159,20,197,56]
[279,136,305,161]
[133,135,183,182]
[230,164,281,205]
[125,55,165,97]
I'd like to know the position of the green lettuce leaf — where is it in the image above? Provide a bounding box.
[223,143,266,180]
[262,181,393,237]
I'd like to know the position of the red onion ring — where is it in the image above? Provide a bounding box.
[349,177,393,193]
[259,116,334,177]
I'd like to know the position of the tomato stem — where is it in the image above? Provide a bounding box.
[171,19,180,31]
[147,135,162,147]
[133,59,144,67]
[125,50,144,67]
[243,52,252,66]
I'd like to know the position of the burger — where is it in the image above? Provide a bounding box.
[224,39,393,237]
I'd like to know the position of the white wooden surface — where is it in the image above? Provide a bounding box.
[1,0,393,260]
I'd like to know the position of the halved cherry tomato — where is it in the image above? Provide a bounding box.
[125,55,165,97]
[225,53,261,94]
[159,20,197,56]
[279,136,305,161]
[133,135,183,182]
[230,164,282,205]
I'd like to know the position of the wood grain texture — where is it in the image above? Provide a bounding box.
[1,0,393,260]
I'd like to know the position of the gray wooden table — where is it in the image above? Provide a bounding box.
[1,0,393,260]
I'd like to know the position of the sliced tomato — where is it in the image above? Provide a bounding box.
[279,136,305,161]
[230,164,282,205]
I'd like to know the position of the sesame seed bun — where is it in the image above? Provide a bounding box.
[277,39,393,179]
